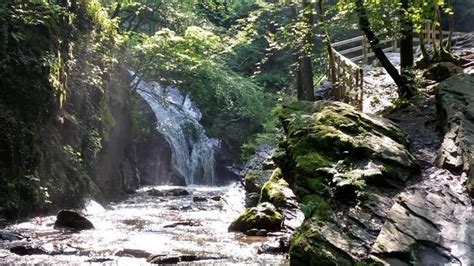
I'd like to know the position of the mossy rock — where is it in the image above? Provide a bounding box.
[228,202,283,232]
[289,220,354,266]
[275,101,418,199]
[243,169,273,194]
[260,168,295,208]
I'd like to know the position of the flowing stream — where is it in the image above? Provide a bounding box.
[0,185,288,265]
[0,76,289,265]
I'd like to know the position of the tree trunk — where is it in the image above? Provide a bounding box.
[446,0,454,50]
[299,0,315,101]
[355,0,413,98]
[290,4,304,100]
[400,0,414,71]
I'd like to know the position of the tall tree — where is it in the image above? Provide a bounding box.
[295,0,315,101]
[400,0,414,72]
[355,0,414,99]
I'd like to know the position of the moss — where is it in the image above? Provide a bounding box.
[304,177,328,194]
[260,168,291,207]
[289,221,354,266]
[228,202,283,232]
[300,195,331,219]
[295,152,333,176]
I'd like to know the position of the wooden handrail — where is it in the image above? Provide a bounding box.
[328,21,469,112]
[330,47,364,111]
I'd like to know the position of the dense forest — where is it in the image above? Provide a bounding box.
[0,0,474,265]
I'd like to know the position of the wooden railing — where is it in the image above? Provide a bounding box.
[330,47,364,110]
[328,21,469,111]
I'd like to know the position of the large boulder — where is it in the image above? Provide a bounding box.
[436,73,474,195]
[260,168,296,208]
[424,62,463,82]
[272,101,419,264]
[228,202,283,232]
[274,101,418,201]
[54,210,94,230]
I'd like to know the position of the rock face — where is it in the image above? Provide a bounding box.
[54,210,94,230]
[436,73,474,195]
[235,145,304,235]
[273,101,419,265]
[228,202,283,232]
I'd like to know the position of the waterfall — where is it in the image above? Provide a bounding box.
[132,75,219,185]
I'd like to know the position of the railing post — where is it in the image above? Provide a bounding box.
[425,20,431,45]
[392,34,398,52]
[359,68,363,111]
[362,36,368,64]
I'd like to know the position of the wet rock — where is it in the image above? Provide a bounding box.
[0,231,24,241]
[85,258,114,263]
[210,195,221,201]
[244,228,268,236]
[436,73,474,196]
[147,254,224,264]
[424,62,463,82]
[148,188,189,197]
[114,248,151,258]
[148,255,180,264]
[54,210,94,230]
[258,236,290,254]
[10,245,48,256]
[228,202,283,232]
[193,196,207,202]
[245,192,260,208]
[163,220,201,228]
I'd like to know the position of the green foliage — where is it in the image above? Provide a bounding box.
[300,195,331,219]
[131,25,272,149]
[81,129,102,167]
[0,0,124,218]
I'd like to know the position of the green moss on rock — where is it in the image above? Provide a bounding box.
[260,168,295,207]
[228,202,283,232]
[273,101,419,264]
[289,220,354,266]
[275,101,418,202]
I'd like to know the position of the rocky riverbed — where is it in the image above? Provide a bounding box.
[0,185,289,265]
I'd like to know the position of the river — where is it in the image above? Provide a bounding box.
[0,185,288,265]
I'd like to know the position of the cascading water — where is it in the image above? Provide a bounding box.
[132,75,219,185]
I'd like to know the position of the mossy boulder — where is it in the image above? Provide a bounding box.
[273,101,419,264]
[274,101,418,200]
[228,202,283,232]
[260,168,296,208]
[243,169,273,194]
[289,220,354,266]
